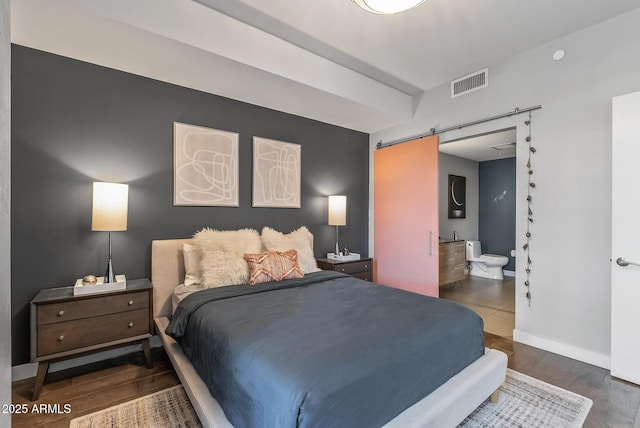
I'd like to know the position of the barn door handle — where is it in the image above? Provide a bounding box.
[616,257,640,267]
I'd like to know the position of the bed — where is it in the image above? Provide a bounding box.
[152,237,507,427]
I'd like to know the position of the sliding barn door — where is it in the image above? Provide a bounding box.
[374,136,439,297]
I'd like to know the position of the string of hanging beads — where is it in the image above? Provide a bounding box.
[524,112,535,307]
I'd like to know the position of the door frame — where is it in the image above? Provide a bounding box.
[439,127,518,337]
[439,126,517,273]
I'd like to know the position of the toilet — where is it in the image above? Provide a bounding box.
[465,240,509,280]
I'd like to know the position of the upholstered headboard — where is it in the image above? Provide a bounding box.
[151,232,316,319]
[151,238,193,318]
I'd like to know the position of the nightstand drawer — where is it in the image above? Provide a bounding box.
[37,308,150,356]
[334,260,372,274]
[352,271,373,281]
[37,291,149,325]
[316,258,374,281]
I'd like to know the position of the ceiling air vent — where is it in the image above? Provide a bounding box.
[451,68,488,98]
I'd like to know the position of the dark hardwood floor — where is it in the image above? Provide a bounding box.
[11,337,640,427]
[11,348,180,427]
[485,333,640,428]
[440,275,515,338]
[440,276,640,426]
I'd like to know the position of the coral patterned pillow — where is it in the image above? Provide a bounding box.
[244,250,304,285]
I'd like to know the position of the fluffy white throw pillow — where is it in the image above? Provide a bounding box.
[194,228,262,288]
[261,226,320,274]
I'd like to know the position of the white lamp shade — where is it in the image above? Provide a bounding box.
[92,182,129,231]
[352,0,426,14]
[328,195,347,226]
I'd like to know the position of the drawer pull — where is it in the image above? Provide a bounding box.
[128,322,134,328]
[340,268,346,272]
[364,264,369,269]
[128,300,134,306]
[58,335,64,342]
[58,310,64,316]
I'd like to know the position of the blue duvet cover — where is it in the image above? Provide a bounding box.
[166,271,484,428]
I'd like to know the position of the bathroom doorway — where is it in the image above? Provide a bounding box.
[437,128,516,339]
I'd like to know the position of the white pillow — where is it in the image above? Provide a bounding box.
[172,283,206,314]
[260,226,320,274]
[182,243,202,286]
[194,228,262,288]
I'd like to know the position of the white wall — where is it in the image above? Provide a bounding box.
[438,153,478,242]
[371,8,640,368]
[1,0,11,423]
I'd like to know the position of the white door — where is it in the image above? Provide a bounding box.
[611,91,640,385]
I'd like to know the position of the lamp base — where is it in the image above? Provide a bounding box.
[104,258,116,283]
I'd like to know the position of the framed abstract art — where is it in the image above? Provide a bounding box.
[252,137,301,208]
[173,122,239,207]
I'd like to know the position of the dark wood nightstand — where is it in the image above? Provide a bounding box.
[316,258,373,281]
[29,278,154,400]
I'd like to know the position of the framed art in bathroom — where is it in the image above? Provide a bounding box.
[448,174,466,218]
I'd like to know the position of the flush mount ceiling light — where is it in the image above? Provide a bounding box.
[352,0,426,14]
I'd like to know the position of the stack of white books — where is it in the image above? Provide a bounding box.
[327,252,361,261]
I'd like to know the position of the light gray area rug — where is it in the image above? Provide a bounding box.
[69,369,592,427]
[69,385,202,428]
[459,368,593,427]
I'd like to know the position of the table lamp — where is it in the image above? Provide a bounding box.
[328,195,347,256]
[92,182,128,283]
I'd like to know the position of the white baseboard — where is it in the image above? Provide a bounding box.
[513,329,611,369]
[503,270,516,277]
[12,336,163,382]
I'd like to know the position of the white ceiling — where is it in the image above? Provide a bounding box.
[11,0,640,133]
[439,128,516,162]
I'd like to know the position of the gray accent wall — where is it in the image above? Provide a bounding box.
[438,152,478,242]
[1,0,11,421]
[11,45,369,365]
[478,158,516,271]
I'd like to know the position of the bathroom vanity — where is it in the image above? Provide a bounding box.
[439,240,466,285]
